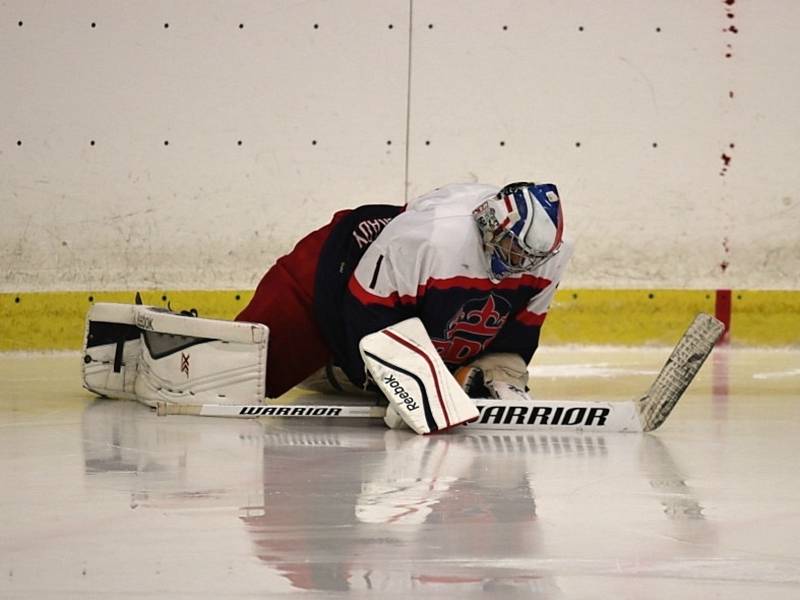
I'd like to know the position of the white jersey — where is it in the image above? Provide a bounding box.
[333,183,571,382]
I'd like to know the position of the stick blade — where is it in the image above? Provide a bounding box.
[637,313,725,432]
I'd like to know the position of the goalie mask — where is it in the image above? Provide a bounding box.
[473,181,564,281]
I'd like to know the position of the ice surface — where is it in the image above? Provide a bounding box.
[1,347,798,598]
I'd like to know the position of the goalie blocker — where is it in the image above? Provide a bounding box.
[83,303,269,408]
[359,317,480,434]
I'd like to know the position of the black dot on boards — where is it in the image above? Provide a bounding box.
[311,140,317,145]
[88,296,94,302]
[237,140,243,146]
[14,297,20,303]
[313,23,319,29]
[578,26,584,32]
[386,140,392,145]
[235,294,241,301]
[239,23,244,29]
[164,23,169,29]
[163,140,169,146]
[161,295,168,301]
[91,22,96,28]
[428,24,434,29]
[499,141,505,147]
[17,140,22,146]
[90,140,95,146]
[18,21,23,27]
[388,24,393,29]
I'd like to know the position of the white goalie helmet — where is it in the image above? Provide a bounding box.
[472,181,564,281]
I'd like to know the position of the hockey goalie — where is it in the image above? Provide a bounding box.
[83,182,572,433]
[82,181,723,433]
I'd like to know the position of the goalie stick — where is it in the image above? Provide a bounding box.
[155,313,725,433]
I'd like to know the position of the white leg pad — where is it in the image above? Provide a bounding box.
[82,303,143,400]
[133,306,269,408]
[359,318,479,435]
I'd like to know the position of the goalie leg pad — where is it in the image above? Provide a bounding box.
[82,303,142,400]
[359,318,479,435]
[133,306,269,408]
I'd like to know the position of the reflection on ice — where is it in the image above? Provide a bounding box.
[82,399,265,512]
[76,398,720,594]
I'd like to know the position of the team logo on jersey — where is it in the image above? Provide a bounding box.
[432,294,511,363]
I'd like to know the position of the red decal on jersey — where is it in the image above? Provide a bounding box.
[350,271,551,308]
[348,276,417,307]
[419,273,552,294]
[432,294,511,364]
[516,309,547,326]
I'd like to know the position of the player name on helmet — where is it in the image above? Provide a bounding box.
[476,404,610,427]
[238,405,343,417]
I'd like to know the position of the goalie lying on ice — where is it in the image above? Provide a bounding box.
[83,181,571,434]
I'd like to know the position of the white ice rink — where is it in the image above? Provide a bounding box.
[1,347,799,598]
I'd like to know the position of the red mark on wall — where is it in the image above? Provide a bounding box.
[720,143,735,176]
[719,238,730,274]
[720,153,731,176]
[722,1,736,58]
